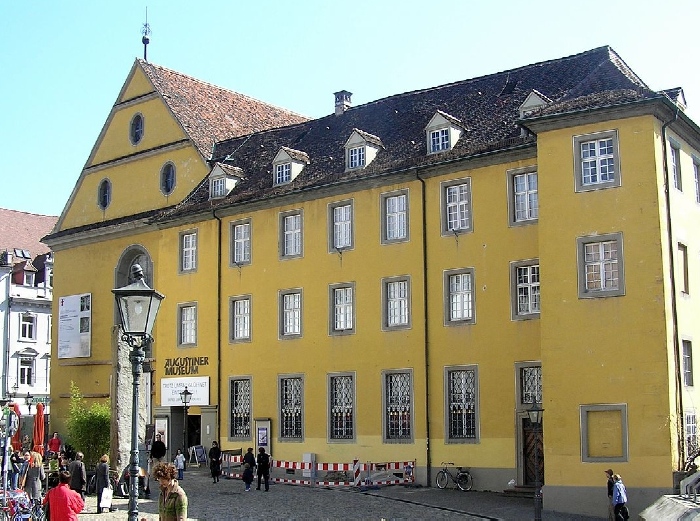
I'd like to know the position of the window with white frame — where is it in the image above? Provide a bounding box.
[446,367,478,442]
[211,177,226,198]
[230,296,251,342]
[381,190,408,243]
[444,269,475,324]
[329,374,354,440]
[280,290,302,337]
[280,376,303,439]
[430,128,450,153]
[512,171,539,223]
[231,220,251,266]
[670,143,682,191]
[685,410,698,457]
[348,146,365,169]
[329,201,353,250]
[180,231,197,272]
[230,378,251,439]
[383,277,410,329]
[683,340,694,387]
[280,211,302,258]
[178,304,197,346]
[24,272,35,287]
[577,233,625,298]
[511,261,540,319]
[441,179,472,235]
[573,131,620,191]
[19,358,34,385]
[20,314,36,341]
[694,161,700,203]
[275,163,292,185]
[384,371,412,442]
[330,284,354,335]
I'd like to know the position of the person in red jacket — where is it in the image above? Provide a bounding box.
[43,470,84,520]
[47,432,61,455]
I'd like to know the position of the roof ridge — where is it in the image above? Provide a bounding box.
[0,208,58,218]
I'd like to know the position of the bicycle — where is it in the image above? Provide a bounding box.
[435,462,473,491]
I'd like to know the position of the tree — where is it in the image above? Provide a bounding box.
[65,382,111,467]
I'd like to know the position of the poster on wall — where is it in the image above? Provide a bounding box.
[57,293,92,358]
[155,417,169,449]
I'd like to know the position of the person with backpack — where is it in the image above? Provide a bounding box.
[256,447,270,491]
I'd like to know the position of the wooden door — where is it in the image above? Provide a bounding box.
[523,417,544,486]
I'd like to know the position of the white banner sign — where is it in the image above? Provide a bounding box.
[57,293,92,359]
[160,377,209,407]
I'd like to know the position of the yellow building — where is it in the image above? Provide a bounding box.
[44,47,700,517]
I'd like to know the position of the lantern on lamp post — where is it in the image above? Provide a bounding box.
[179,387,192,468]
[112,264,164,521]
[528,401,544,521]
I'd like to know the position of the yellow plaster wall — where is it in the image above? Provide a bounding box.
[119,66,154,102]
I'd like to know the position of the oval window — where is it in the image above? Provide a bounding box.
[130,113,144,145]
[161,163,176,195]
[98,179,111,210]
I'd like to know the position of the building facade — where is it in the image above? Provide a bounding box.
[44,47,700,517]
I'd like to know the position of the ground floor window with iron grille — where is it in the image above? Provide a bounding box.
[520,366,542,405]
[384,371,412,441]
[280,377,303,439]
[330,375,354,440]
[230,378,251,438]
[447,368,477,441]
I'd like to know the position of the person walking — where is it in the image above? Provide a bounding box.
[95,454,113,514]
[208,441,222,483]
[8,450,22,490]
[153,462,187,521]
[256,447,270,491]
[146,433,167,498]
[23,451,45,502]
[612,474,630,520]
[242,463,254,491]
[174,449,186,481]
[243,447,256,470]
[605,469,615,520]
[18,451,30,489]
[68,451,87,500]
[43,470,84,520]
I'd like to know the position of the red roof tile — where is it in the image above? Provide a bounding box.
[0,208,58,257]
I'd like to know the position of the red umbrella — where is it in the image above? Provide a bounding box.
[33,402,45,456]
[10,402,21,452]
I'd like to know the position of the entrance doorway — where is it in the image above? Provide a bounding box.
[522,417,544,487]
[186,415,201,449]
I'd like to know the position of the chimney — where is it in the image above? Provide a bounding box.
[334,90,352,116]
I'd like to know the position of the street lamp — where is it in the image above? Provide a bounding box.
[528,402,544,521]
[179,387,192,467]
[112,264,164,521]
[25,392,34,415]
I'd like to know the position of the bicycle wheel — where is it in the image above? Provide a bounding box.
[436,470,449,489]
[457,471,473,491]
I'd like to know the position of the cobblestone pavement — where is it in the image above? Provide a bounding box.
[77,466,606,520]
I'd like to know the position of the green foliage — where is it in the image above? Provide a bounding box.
[65,382,111,466]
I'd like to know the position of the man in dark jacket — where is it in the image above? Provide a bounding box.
[256,447,270,491]
[68,452,86,499]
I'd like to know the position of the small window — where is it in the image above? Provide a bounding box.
[573,130,620,191]
[279,210,303,259]
[279,376,304,440]
[230,220,251,266]
[329,373,355,441]
[683,340,694,387]
[229,378,252,439]
[511,260,540,320]
[179,230,198,273]
[694,161,700,204]
[679,243,689,294]
[160,163,176,195]
[445,366,478,443]
[328,200,353,252]
[24,272,35,287]
[347,146,366,169]
[382,276,411,330]
[275,163,292,185]
[670,143,682,191]
[211,177,226,198]
[130,113,144,145]
[443,268,475,325]
[381,189,409,244]
[383,370,413,443]
[230,296,251,343]
[577,233,625,298]
[430,128,450,153]
[329,283,355,336]
[97,179,111,210]
[20,314,36,341]
[178,303,197,346]
[441,178,472,236]
[279,289,302,338]
[19,358,34,385]
[685,410,698,457]
[507,167,538,226]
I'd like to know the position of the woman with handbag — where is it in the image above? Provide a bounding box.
[95,454,114,514]
[24,451,45,502]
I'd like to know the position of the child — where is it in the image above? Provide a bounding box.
[242,463,254,491]
[174,449,186,481]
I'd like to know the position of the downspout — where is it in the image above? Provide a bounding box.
[661,108,683,470]
[213,211,223,444]
[417,173,431,485]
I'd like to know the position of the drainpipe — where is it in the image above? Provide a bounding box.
[417,173,431,485]
[213,211,223,445]
[661,108,683,470]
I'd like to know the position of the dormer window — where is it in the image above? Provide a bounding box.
[518,90,552,119]
[425,111,463,155]
[24,272,35,287]
[272,147,310,186]
[208,163,243,200]
[344,129,383,171]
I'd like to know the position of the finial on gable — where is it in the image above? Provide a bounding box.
[141,7,151,62]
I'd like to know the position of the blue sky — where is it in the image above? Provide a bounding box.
[1,0,698,217]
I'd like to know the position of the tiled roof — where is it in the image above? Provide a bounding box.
[280,147,311,164]
[0,209,57,257]
[138,60,309,158]
[160,46,658,218]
